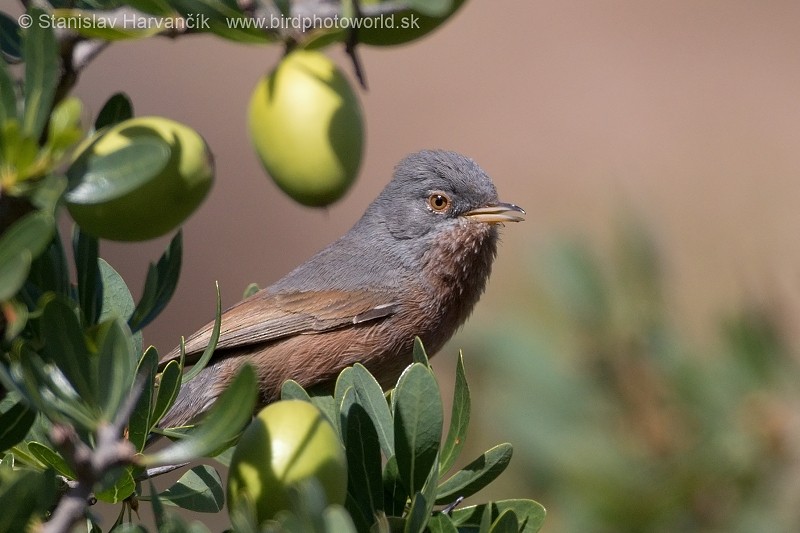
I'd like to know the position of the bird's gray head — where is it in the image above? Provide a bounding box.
[361,150,524,242]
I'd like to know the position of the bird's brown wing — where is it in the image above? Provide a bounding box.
[158,289,399,366]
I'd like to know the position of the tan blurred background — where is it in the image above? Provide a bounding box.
[20,0,800,529]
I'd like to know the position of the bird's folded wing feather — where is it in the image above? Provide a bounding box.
[158,289,399,366]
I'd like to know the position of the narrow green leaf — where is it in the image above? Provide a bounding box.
[94,92,133,130]
[489,510,518,533]
[26,228,69,300]
[406,0,451,17]
[404,492,429,533]
[156,464,224,512]
[144,363,257,466]
[427,513,459,533]
[411,337,430,367]
[149,478,167,530]
[342,400,383,521]
[393,363,443,495]
[97,319,137,420]
[28,441,76,479]
[352,363,394,458]
[169,0,272,43]
[0,401,35,452]
[440,352,470,475]
[73,227,102,325]
[152,359,182,428]
[0,51,17,121]
[281,379,312,402]
[0,210,55,265]
[334,366,355,410]
[382,456,407,517]
[183,281,221,382]
[99,259,142,356]
[0,251,31,300]
[242,282,260,299]
[128,231,182,332]
[21,8,58,140]
[420,451,439,522]
[450,500,546,533]
[66,136,171,204]
[40,297,95,404]
[129,346,158,452]
[435,443,513,505]
[95,466,136,503]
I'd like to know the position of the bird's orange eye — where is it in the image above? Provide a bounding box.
[428,193,450,212]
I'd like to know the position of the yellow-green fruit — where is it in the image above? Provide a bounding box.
[227,400,347,524]
[357,0,468,46]
[66,116,213,241]
[248,50,364,207]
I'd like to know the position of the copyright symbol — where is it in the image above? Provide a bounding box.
[18,14,32,28]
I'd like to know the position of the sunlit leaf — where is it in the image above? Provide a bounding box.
[439,352,470,475]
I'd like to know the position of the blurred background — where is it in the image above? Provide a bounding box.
[36,0,800,530]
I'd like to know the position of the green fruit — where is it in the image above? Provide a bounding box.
[66,116,213,241]
[358,0,468,46]
[227,400,347,524]
[248,50,364,207]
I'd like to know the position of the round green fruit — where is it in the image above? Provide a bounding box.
[357,0,468,46]
[66,116,213,241]
[248,50,364,207]
[227,400,347,524]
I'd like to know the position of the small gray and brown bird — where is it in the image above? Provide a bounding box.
[158,150,525,427]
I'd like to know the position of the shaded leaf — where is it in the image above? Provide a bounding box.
[28,441,76,479]
[22,8,58,140]
[73,227,102,325]
[393,363,443,495]
[95,92,133,130]
[382,455,407,517]
[406,0,451,17]
[342,400,383,521]
[152,359,182,428]
[128,231,182,332]
[96,466,136,503]
[323,505,358,532]
[129,346,159,452]
[40,297,94,404]
[489,510,518,533]
[169,0,273,43]
[0,48,17,120]
[427,513,459,533]
[0,468,55,532]
[412,336,429,367]
[99,259,142,356]
[439,352,470,475]
[404,492,429,533]
[157,464,224,512]
[0,210,55,267]
[281,379,312,402]
[0,401,35,452]
[0,251,31,301]
[144,364,257,466]
[435,443,513,505]
[183,281,221,382]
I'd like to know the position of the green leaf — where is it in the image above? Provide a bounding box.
[129,346,158,452]
[0,251,31,301]
[28,441,76,479]
[310,394,338,432]
[168,0,273,43]
[393,363,443,495]
[439,352,470,475]
[73,227,102,325]
[412,336,430,367]
[41,297,95,404]
[183,281,221,382]
[406,0,452,17]
[0,210,55,268]
[22,8,58,140]
[149,478,167,530]
[404,492,429,533]
[0,51,17,121]
[2,298,28,341]
[96,466,136,503]
[66,136,171,204]
[0,401,35,452]
[281,379,312,402]
[450,500,547,533]
[128,231,182,332]
[51,9,163,41]
[334,366,355,408]
[427,513,458,533]
[26,225,69,301]
[342,399,383,522]
[0,12,22,62]
[435,443,513,505]
[99,259,142,355]
[382,455,407,516]
[96,318,138,421]
[156,464,224,512]
[95,92,133,130]
[489,509,518,533]
[126,0,175,16]
[144,363,257,466]
[152,359,182,428]
[0,468,55,532]
[352,363,394,458]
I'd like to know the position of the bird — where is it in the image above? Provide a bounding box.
[158,150,525,428]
